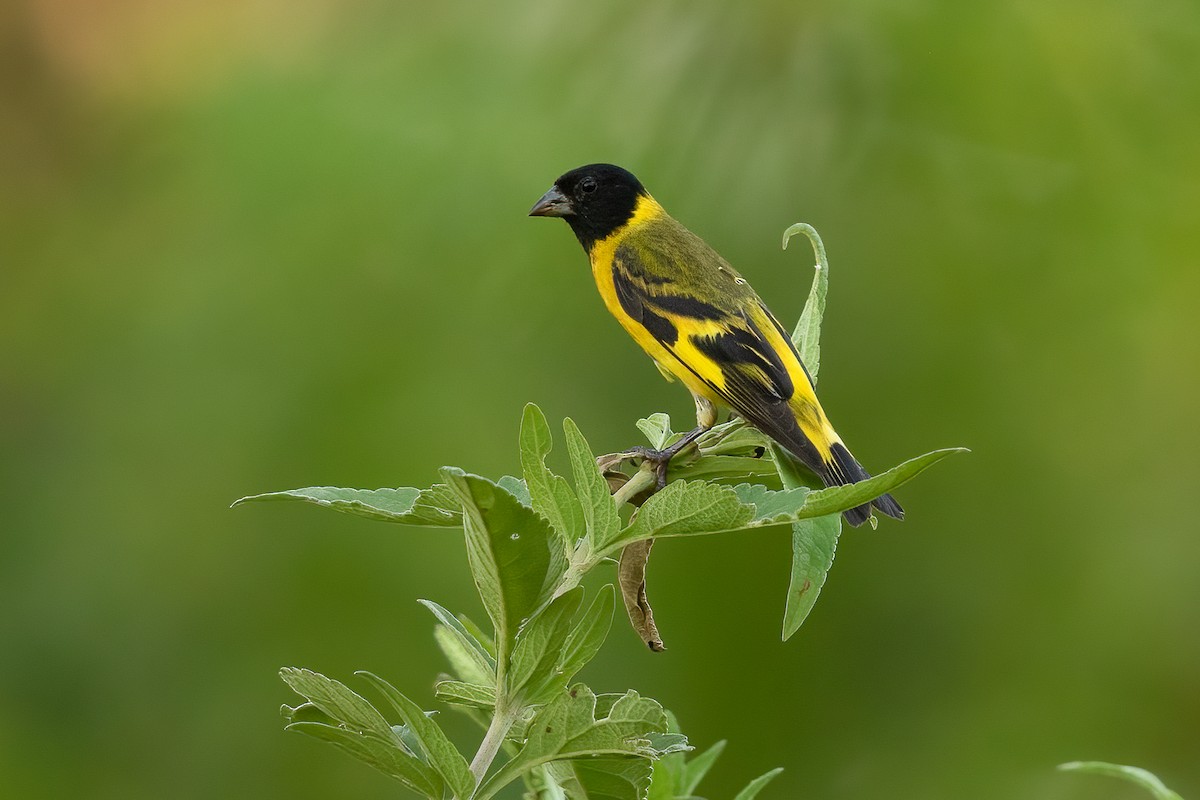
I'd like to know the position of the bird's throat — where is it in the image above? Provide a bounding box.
[578,193,664,256]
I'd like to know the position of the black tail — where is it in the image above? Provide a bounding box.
[824,442,905,527]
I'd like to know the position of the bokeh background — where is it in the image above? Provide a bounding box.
[2,0,1197,798]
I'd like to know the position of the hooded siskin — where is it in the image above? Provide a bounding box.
[530,163,903,526]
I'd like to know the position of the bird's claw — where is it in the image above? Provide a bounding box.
[616,446,672,490]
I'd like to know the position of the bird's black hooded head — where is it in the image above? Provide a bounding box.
[529,164,650,250]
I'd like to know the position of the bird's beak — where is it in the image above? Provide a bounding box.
[528,186,573,217]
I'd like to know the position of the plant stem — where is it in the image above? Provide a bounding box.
[612,465,656,507]
[553,554,588,599]
[469,703,517,787]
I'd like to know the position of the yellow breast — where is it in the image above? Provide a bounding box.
[586,196,725,405]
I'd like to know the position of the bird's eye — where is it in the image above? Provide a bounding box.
[579,177,598,194]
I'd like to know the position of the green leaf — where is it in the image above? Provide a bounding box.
[508,587,584,700]
[287,698,432,748]
[644,732,690,757]
[636,413,674,449]
[771,445,822,491]
[515,584,617,707]
[734,767,784,800]
[442,468,568,681]
[434,680,496,710]
[520,403,586,542]
[420,599,496,686]
[782,513,841,641]
[355,672,475,800]
[562,418,621,551]
[668,455,776,483]
[696,421,767,455]
[285,720,443,798]
[680,739,726,796]
[280,668,394,739]
[498,475,532,506]
[280,668,443,798]
[783,222,829,376]
[647,748,684,800]
[457,613,498,658]
[645,711,688,800]
[281,701,334,726]
[731,484,812,524]
[772,442,838,641]
[547,758,654,800]
[476,685,676,800]
[604,449,962,554]
[233,485,461,526]
[775,443,961,640]
[285,699,435,758]
[285,700,431,758]
[527,765,571,800]
[557,584,616,687]
[1058,762,1184,800]
[515,583,617,706]
[610,481,754,550]
[796,448,968,519]
[648,716,707,799]
[433,627,492,687]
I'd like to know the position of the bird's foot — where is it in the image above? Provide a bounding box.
[610,425,709,491]
[615,444,690,489]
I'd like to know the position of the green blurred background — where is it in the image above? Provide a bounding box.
[2,0,1197,797]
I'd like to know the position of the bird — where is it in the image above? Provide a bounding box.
[529,164,902,527]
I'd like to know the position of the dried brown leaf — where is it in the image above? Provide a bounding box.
[618,540,665,652]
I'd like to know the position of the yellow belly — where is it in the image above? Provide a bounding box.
[589,252,724,406]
